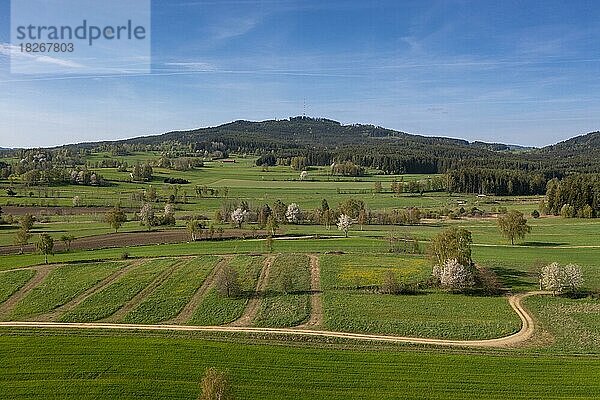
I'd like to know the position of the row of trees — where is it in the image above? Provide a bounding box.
[446,168,549,195]
[217,198,423,229]
[104,203,176,233]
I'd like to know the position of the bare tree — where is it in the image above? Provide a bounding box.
[36,233,54,264]
[357,209,368,230]
[199,368,233,400]
[381,270,400,294]
[265,236,274,253]
[216,265,240,298]
[265,215,278,236]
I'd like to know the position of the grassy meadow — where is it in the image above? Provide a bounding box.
[0,153,599,398]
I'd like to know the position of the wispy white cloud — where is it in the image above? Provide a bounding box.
[210,15,262,41]
[163,61,217,71]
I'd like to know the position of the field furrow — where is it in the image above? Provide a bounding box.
[254,254,311,328]
[0,267,56,319]
[105,259,186,322]
[228,255,274,327]
[0,269,36,306]
[41,259,145,321]
[187,255,265,326]
[7,263,122,321]
[296,254,323,328]
[123,256,221,324]
[59,258,178,323]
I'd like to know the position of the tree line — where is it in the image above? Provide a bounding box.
[545,174,600,218]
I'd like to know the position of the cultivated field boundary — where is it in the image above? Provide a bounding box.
[228,255,275,327]
[0,291,548,348]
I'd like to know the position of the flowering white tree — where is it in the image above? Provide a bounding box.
[162,203,176,225]
[540,262,564,295]
[230,207,247,228]
[299,171,308,181]
[563,264,584,293]
[541,262,583,295]
[285,203,301,224]
[164,203,175,217]
[432,258,475,291]
[139,202,155,231]
[337,214,353,237]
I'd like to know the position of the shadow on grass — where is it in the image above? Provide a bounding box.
[559,290,600,300]
[331,286,428,296]
[491,266,531,288]
[231,289,308,300]
[520,241,568,247]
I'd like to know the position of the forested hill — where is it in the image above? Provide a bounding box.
[98,117,488,149]
[71,117,595,173]
[536,131,600,159]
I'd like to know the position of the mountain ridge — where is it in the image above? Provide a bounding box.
[72,116,537,152]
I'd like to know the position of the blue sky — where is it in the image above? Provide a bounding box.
[1,0,600,148]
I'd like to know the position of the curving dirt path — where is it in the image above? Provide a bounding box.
[228,255,275,327]
[168,256,233,325]
[0,291,550,348]
[296,254,323,328]
[0,266,55,319]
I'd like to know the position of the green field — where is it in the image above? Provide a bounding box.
[0,269,35,304]
[254,254,311,327]
[123,256,220,324]
[1,153,599,399]
[8,262,123,320]
[323,292,520,339]
[59,259,178,322]
[525,295,600,354]
[0,332,598,399]
[188,255,264,325]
